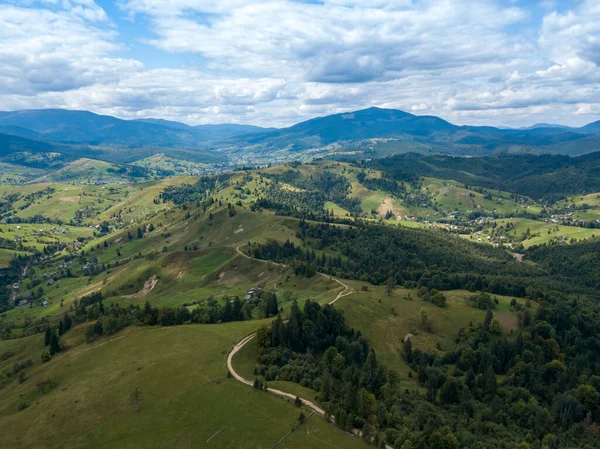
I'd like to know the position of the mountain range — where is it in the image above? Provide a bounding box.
[1,107,600,172]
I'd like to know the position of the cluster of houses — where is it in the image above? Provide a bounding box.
[13,226,69,234]
[548,212,575,224]
[57,261,73,270]
[42,227,69,234]
[472,216,495,225]
[9,226,71,246]
[43,272,58,286]
[16,299,49,308]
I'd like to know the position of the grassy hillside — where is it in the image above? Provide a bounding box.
[0,323,369,449]
[334,282,533,387]
[132,154,212,176]
[468,217,599,248]
[0,162,47,185]
[2,160,600,448]
[33,158,145,184]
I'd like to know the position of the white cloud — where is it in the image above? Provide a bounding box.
[123,0,529,83]
[0,0,599,128]
[0,4,139,95]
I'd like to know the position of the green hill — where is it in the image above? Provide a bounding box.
[0,323,369,449]
[2,160,600,448]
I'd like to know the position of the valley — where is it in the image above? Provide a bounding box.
[4,108,600,181]
[1,157,600,449]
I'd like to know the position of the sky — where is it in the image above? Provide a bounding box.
[0,0,599,128]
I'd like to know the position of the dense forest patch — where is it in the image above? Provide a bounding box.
[363,152,600,202]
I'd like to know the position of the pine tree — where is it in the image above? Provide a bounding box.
[385,277,396,296]
[484,366,497,395]
[63,315,72,333]
[271,314,285,347]
[403,337,412,362]
[48,331,60,356]
[286,300,304,352]
[484,308,493,331]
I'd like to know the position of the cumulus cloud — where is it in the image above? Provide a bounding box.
[122,0,529,82]
[0,0,599,128]
[0,3,139,95]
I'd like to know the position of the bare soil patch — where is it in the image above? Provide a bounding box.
[216,271,242,287]
[495,312,519,333]
[377,197,394,215]
[125,275,158,299]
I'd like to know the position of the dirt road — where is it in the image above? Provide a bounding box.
[235,244,351,305]
[228,245,362,423]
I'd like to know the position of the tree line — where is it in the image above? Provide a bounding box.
[251,293,600,448]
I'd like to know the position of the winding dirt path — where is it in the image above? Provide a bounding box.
[228,244,356,419]
[226,268,389,449]
[235,244,352,304]
[227,334,326,415]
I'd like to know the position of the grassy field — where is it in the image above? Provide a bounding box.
[334,282,531,389]
[0,176,195,227]
[2,206,344,326]
[103,244,343,312]
[0,248,29,268]
[324,201,350,217]
[5,276,96,322]
[96,176,197,225]
[476,218,599,248]
[348,175,388,215]
[572,209,600,221]
[0,162,46,185]
[1,162,565,448]
[571,192,600,207]
[422,177,542,216]
[0,223,95,251]
[133,153,211,176]
[0,322,370,449]
[0,182,129,223]
[33,158,128,184]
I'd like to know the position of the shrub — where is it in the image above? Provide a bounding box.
[0,350,15,361]
[16,401,30,411]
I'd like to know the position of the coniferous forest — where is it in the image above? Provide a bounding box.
[248,220,600,449]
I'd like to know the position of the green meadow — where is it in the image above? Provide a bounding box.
[0,323,369,449]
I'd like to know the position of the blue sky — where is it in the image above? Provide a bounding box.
[0,0,598,127]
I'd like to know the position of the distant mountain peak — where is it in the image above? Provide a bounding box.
[580,120,600,134]
[518,123,573,130]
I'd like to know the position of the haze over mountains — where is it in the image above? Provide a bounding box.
[1,107,600,173]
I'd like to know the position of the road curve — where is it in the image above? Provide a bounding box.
[226,334,326,415]
[229,244,352,416]
[228,245,392,447]
[235,244,352,306]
